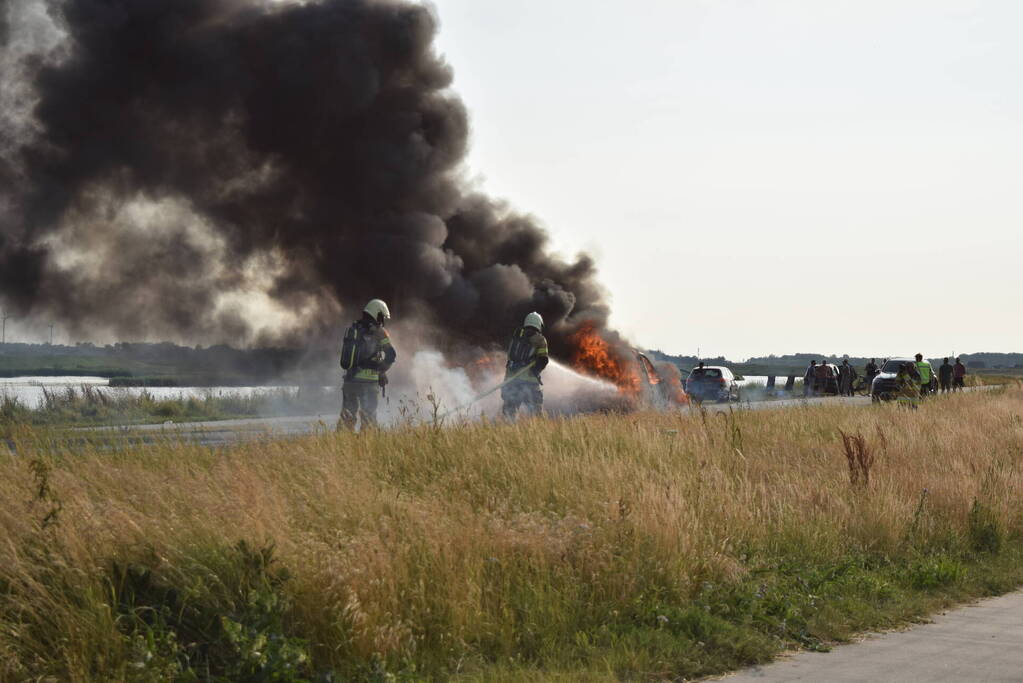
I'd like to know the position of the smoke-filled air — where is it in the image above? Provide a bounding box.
[0,0,689,412]
[0,0,605,347]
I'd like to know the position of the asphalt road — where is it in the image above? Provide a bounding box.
[722,590,1023,682]
[83,393,874,446]
[70,387,993,449]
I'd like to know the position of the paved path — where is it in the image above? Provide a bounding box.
[82,394,869,446]
[722,591,1023,682]
[71,387,990,449]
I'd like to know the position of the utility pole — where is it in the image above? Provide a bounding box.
[1,311,11,345]
[48,324,54,346]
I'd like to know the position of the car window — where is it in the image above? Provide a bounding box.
[881,360,908,372]
[689,368,722,379]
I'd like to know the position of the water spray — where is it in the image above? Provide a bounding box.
[437,361,535,420]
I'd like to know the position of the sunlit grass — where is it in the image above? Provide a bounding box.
[2,386,1022,680]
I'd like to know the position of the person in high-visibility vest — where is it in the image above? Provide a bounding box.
[914,353,933,398]
[501,312,549,418]
[338,299,396,430]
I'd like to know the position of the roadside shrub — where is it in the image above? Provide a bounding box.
[111,541,313,681]
[968,499,1003,554]
[904,558,965,590]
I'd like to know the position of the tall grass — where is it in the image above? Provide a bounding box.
[2,387,1022,680]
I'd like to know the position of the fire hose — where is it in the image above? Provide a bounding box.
[437,361,535,420]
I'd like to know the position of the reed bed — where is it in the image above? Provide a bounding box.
[1,385,1022,680]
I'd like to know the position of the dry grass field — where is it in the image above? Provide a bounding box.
[2,384,1022,680]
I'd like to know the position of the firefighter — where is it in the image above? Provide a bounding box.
[501,312,549,418]
[914,353,932,398]
[896,361,920,409]
[337,299,396,431]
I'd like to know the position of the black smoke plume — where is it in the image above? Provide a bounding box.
[0,0,609,355]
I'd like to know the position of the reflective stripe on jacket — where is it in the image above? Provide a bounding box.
[346,326,394,383]
[506,327,549,384]
[915,361,932,384]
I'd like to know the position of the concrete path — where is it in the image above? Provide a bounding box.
[722,591,1023,682]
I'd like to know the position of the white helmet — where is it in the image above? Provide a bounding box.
[523,311,543,330]
[364,299,391,324]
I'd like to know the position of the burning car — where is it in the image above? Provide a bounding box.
[636,352,689,408]
[567,323,688,409]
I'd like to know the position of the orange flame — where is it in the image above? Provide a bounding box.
[465,351,503,384]
[569,322,642,395]
[643,355,690,405]
[638,354,661,386]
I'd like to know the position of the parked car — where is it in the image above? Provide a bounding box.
[871,357,936,402]
[684,366,740,403]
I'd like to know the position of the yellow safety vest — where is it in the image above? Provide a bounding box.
[915,361,932,384]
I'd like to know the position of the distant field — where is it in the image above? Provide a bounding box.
[0,352,164,378]
[2,387,1022,680]
[0,344,315,385]
[978,369,1023,379]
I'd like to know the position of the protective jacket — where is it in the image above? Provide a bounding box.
[505,326,549,383]
[343,319,396,383]
[896,368,920,405]
[915,361,932,385]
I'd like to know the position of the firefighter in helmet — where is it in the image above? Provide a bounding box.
[501,312,549,418]
[338,299,396,430]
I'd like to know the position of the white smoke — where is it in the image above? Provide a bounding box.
[375,351,622,427]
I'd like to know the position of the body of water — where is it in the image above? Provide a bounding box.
[0,376,295,409]
[736,375,789,387]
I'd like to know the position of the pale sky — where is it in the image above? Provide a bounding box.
[431,0,1022,360]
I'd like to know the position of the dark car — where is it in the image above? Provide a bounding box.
[684,366,740,403]
[871,357,936,402]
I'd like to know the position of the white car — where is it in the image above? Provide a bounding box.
[684,366,740,402]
